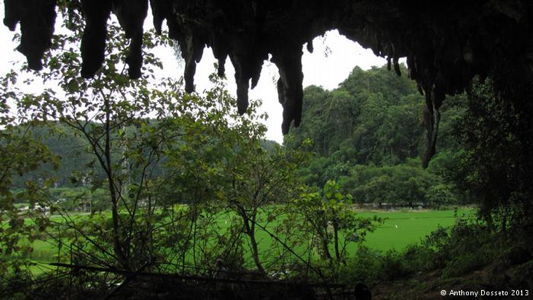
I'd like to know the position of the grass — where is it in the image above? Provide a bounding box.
[9,207,475,272]
[358,208,473,251]
[245,208,474,265]
[199,207,474,267]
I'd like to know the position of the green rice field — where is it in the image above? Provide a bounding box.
[20,207,474,272]
[358,208,473,251]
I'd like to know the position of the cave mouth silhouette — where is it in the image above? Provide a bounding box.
[3,1,533,166]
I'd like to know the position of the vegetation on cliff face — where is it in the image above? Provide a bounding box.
[285,65,467,208]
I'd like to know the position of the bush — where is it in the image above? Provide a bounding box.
[442,252,489,278]
[379,250,412,280]
[342,219,501,285]
[339,246,383,285]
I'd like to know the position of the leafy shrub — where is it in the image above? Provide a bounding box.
[442,252,489,278]
[342,219,501,285]
[338,246,383,285]
[379,249,412,280]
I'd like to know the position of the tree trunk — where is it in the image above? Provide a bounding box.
[105,101,128,270]
[321,236,332,261]
[242,212,265,273]
[333,218,340,261]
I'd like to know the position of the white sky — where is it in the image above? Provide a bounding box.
[0,9,386,143]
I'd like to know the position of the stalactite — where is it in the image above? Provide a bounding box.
[393,56,401,76]
[228,34,268,115]
[4,0,533,167]
[4,0,57,71]
[112,0,149,79]
[422,86,444,168]
[176,32,206,93]
[210,36,230,77]
[80,0,112,78]
[3,0,20,30]
[307,40,314,53]
[271,43,304,134]
[149,0,172,35]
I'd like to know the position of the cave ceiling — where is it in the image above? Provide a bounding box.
[3,0,533,165]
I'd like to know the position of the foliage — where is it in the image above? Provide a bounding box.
[286,65,425,166]
[3,5,337,286]
[285,65,463,208]
[3,3,532,295]
[9,123,102,188]
[337,218,501,286]
[289,181,381,268]
[0,71,58,275]
[453,79,532,230]
[3,5,197,274]
[340,163,438,206]
[157,91,308,273]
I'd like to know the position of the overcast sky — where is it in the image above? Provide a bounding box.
[0,9,386,143]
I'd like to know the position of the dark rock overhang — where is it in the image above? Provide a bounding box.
[3,0,533,166]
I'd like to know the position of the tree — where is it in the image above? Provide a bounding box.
[4,4,185,271]
[286,65,425,165]
[284,65,464,209]
[454,79,532,230]
[0,72,58,277]
[159,94,308,273]
[9,122,102,188]
[290,181,380,266]
[339,163,452,208]
[285,66,428,193]
[226,144,305,273]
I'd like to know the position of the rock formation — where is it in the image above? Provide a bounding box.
[4,0,533,165]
